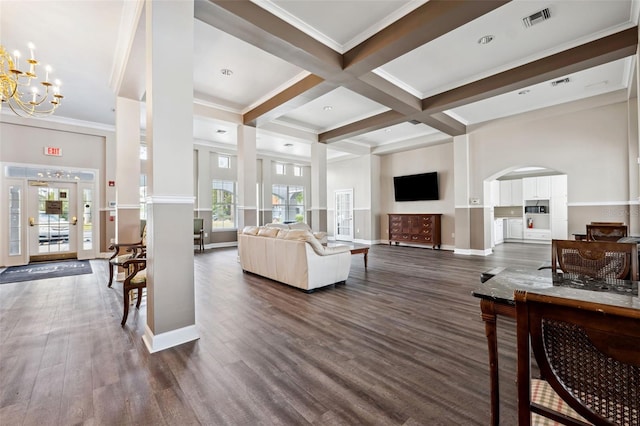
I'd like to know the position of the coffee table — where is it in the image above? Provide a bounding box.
[327,243,369,268]
[349,247,369,268]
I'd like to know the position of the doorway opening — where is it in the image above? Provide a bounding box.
[1,164,98,267]
[334,189,353,241]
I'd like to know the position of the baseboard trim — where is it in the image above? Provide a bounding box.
[204,242,238,249]
[143,324,199,354]
[454,248,493,256]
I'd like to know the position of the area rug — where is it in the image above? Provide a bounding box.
[0,260,92,284]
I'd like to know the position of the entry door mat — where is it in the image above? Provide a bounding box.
[0,260,92,284]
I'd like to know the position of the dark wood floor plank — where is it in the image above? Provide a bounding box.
[0,242,549,425]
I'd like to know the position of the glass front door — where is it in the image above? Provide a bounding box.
[28,183,78,261]
[335,189,353,241]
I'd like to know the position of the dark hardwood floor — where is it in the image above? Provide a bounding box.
[0,242,549,425]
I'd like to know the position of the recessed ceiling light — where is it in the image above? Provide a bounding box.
[284,143,293,147]
[323,106,333,111]
[220,68,233,76]
[216,129,227,134]
[518,89,530,95]
[384,128,392,133]
[477,35,494,45]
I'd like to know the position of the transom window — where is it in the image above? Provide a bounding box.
[275,163,285,175]
[293,165,303,177]
[218,155,230,169]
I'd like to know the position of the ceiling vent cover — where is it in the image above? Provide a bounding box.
[408,119,421,125]
[523,8,551,27]
[551,77,570,87]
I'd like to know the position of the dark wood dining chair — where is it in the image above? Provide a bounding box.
[107,222,146,287]
[551,239,638,280]
[194,218,204,251]
[515,290,640,425]
[120,256,146,326]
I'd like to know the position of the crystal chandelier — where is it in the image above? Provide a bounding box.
[0,42,64,117]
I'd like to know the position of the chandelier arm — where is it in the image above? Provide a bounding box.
[1,43,63,118]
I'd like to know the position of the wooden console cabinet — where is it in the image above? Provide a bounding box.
[388,213,442,249]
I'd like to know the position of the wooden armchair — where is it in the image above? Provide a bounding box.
[107,223,146,287]
[121,257,147,326]
[551,239,638,280]
[515,291,640,425]
[585,223,628,242]
[194,218,204,251]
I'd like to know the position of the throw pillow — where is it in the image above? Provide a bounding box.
[257,227,279,238]
[242,226,259,235]
[289,222,311,231]
[265,223,289,230]
[282,229,310,241]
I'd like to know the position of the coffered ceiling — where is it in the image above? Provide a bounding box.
[1,0,638,162]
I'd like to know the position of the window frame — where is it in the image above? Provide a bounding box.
[212,179,237,230]
[272,184,305,223]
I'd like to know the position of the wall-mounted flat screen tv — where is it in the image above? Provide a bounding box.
[393,172,439,201]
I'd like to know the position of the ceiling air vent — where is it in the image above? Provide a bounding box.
[551,77,570,87]
[523,8,551,28]
[408,120,421,125]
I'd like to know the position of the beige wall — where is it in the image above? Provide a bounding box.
[365,94,636,251]
[1,122,106,170]
[379,142,456,248]
[466,95,636,247]
[2,90,637,256]
[1,119,115,252]
[469,96,630,204]
[327,154,380,242]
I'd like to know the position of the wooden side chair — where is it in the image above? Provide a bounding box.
[121,256,146,326]
[551,239,638,280]
[585,224,628,242]
[515,291,640,425]
[194,218,204,251]
[107,222,146,287]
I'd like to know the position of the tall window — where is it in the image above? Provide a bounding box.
[212,180,236,229]
[272,184,304,223]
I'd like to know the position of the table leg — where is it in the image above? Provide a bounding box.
[364,250,368,268]
[480,299,500,426]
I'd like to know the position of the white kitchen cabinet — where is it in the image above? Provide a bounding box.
[507,218,523,239]
[498,179,523,206]
[494,219,504,245]
[490,180,500,207]
[524,229,552,241]
[522,176,551,200]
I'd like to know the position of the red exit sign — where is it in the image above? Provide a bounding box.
[44,146,62,156]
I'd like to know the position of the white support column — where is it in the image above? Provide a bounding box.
[114,97,141,245]
[453,134,472,254]
[237,125,257,228]
[142,0,198,353]
[310,142,327,232]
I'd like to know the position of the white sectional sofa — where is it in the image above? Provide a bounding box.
[238,226,351,291]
